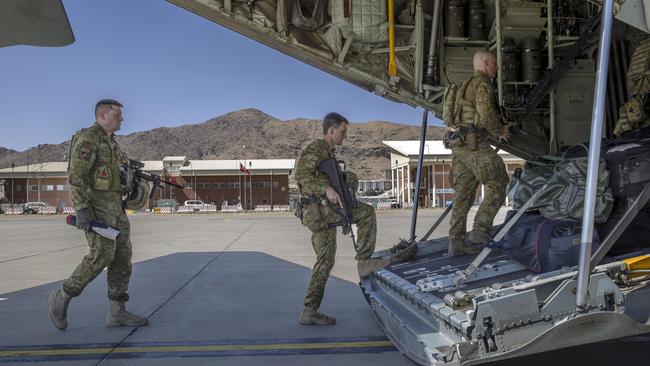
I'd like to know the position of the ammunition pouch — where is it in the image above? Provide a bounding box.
[443,126,487,150]
[119,164,135,195]
[295,195,321,222]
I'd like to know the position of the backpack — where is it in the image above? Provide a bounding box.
[442,78,473,128]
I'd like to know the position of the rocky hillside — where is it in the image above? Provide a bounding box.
[0,109,447,179]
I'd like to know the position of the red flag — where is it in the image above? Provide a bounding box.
[240,162,251,176]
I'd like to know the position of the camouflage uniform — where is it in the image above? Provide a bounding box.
[63,123,133,302]
[614,39,650,136]
[448,70,509,249]
[295,139,376,310]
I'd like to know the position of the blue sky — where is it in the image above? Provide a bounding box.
[1,0,438,151]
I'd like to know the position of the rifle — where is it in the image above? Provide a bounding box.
[318,157,358,250]
[128,159,183,199]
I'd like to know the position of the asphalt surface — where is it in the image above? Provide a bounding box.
[0,209,463,365]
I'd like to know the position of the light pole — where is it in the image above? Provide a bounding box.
[242,145,246,210]
[11,163,15,210]
[249,161,253,210]
[270,168,273,208]
[394,159,398,203]
[191,161,196,200]
[26,157,29,203]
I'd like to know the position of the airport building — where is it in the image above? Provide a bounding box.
[384,141,525,208]
[0,157,295,210]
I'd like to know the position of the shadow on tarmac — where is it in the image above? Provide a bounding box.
[0,252,409,364]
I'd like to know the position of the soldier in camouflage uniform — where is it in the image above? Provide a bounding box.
[446,51,511,256]
[48,99,148,330]
[295,112,388,325]
[614,38,650,137]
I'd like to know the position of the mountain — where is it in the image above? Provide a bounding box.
[0,109,447,179]
[0,147,17,160]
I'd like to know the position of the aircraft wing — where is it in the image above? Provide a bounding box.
[0,0,74,48]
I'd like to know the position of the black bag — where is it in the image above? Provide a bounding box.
[597,201,650,254]
[494,211,600,273]
[604,139,650,201]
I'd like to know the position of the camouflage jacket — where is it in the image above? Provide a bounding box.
[295,139,333,197]
[67,123,129,214]
[460,70,501,139]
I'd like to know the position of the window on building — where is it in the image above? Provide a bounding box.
[16,185,23,191]
[183,183,192,189]
[56,184,70,191]
[29,185,38,191]
[262,199,268,204]
[41,185,54,191]
[272,181,279,188]
[244,182,251,188]
[228,182,240,189]
[199,183,212,189]
[212,183,225,189]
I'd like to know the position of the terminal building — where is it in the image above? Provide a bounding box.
[384,141,525,208]
[0,157,295,210]
[0,142,524,210]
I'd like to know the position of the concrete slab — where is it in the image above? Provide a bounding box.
[2,210,457,365]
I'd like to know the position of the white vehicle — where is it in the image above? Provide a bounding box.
[21,201,49,214]
[183,200,206,211]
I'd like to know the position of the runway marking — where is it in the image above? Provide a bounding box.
[0,337,396,361]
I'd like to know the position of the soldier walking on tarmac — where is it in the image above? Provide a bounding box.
[48,99,149,330]
[295,112,388,325]
[445,50,511,256]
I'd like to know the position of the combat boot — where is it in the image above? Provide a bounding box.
[462,239,484,254]
[448,239,465,257]
[357,257,391,278]
[48,288,72,330]
[106,301,149,327]
[299,307,336,325]
[448,239,483,256]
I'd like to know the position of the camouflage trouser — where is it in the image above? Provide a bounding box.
[63,206,132,302]
[449,143,508,245]
[302,201,376,309]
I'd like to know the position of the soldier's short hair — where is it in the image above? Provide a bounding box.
[473,50,495,70]
[322,112,349,135]
[95,99,123,116]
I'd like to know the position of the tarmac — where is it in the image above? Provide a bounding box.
[0,209,466,366]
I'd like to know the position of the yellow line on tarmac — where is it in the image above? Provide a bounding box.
[0,340,394,357]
